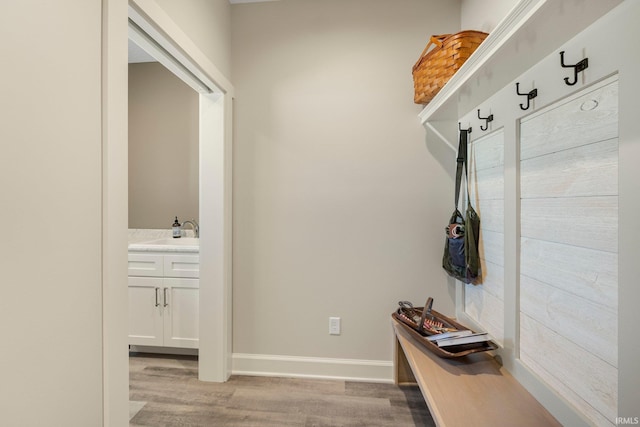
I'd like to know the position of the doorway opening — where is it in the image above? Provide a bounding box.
[126,4,233,384]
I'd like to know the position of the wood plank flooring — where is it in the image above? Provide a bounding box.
[129,353,434,426]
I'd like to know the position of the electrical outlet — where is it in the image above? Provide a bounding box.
[329,317,341,335]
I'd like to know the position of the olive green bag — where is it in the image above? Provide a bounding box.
[442,129,481,284]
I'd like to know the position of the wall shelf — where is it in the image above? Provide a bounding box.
[418,0,622,126]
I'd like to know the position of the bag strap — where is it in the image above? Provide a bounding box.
[462,130,472,206]
[454,129,467,208]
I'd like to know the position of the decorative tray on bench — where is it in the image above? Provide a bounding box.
[392,297,498,358]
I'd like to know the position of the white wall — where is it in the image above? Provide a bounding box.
[231,0,460,374]
[0,1,106,425]
[461,0,518,32]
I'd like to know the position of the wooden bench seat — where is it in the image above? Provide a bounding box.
[392,319,561,427]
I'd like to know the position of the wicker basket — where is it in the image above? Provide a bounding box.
[412,30,488,105]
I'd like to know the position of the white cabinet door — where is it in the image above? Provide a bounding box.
[128,276,164,346]
[162,278,199,348]
[128,252,200,349]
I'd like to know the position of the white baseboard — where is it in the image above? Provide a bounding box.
[232,353,394,383]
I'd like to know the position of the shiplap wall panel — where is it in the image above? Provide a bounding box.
[519,78,618,426]
[477,229,505,266]
[471,166,504,202]
[464,283,504,342]
[521,196,618,252]
[521,238,617,310]
[520,81,618,161]
[476,198,504,233]
[466,258,505,341]
[520,138,618,199]
[477,259,504,299]
[465,130,505,344]
[469,131,505,170]
[520,275,617,366]
[520,315,618,427]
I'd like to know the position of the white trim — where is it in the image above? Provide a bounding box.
[128,0,233,96]
[232,353,394,384]
[419,0,544,123]
[103,0,130,424]
[198,91,233,382]
[419,0,622,124]
[128,21,212,94]
[127,0,234,383]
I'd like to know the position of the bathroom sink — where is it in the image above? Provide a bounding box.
[140,237,199,246]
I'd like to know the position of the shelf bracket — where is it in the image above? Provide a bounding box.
[425,121,457,152]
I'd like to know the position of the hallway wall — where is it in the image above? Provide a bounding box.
[461,0,518,32]
[0,1,105,424]
[231,0,461,370]
[128,62,199,229]
[153,0,232,78]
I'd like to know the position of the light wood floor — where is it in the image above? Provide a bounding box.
[129,353,434,426]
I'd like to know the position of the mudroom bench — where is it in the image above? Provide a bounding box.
[392,319,560,427]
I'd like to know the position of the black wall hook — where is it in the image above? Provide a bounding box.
[559,50,588,86]
[458,122,472,133]
[477,109,493,131]
[515,82,538,110]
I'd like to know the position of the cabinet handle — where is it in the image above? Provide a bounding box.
[163,287,169,307]
[154,287,160,307]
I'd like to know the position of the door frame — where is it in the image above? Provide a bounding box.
[126,0,234,383]
[102,2,234,421]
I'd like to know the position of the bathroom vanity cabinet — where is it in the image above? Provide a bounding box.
[128,252,199,349]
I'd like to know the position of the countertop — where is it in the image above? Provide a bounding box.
[128,229,199,253]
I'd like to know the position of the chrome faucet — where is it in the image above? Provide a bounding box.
[181,219,199,238]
